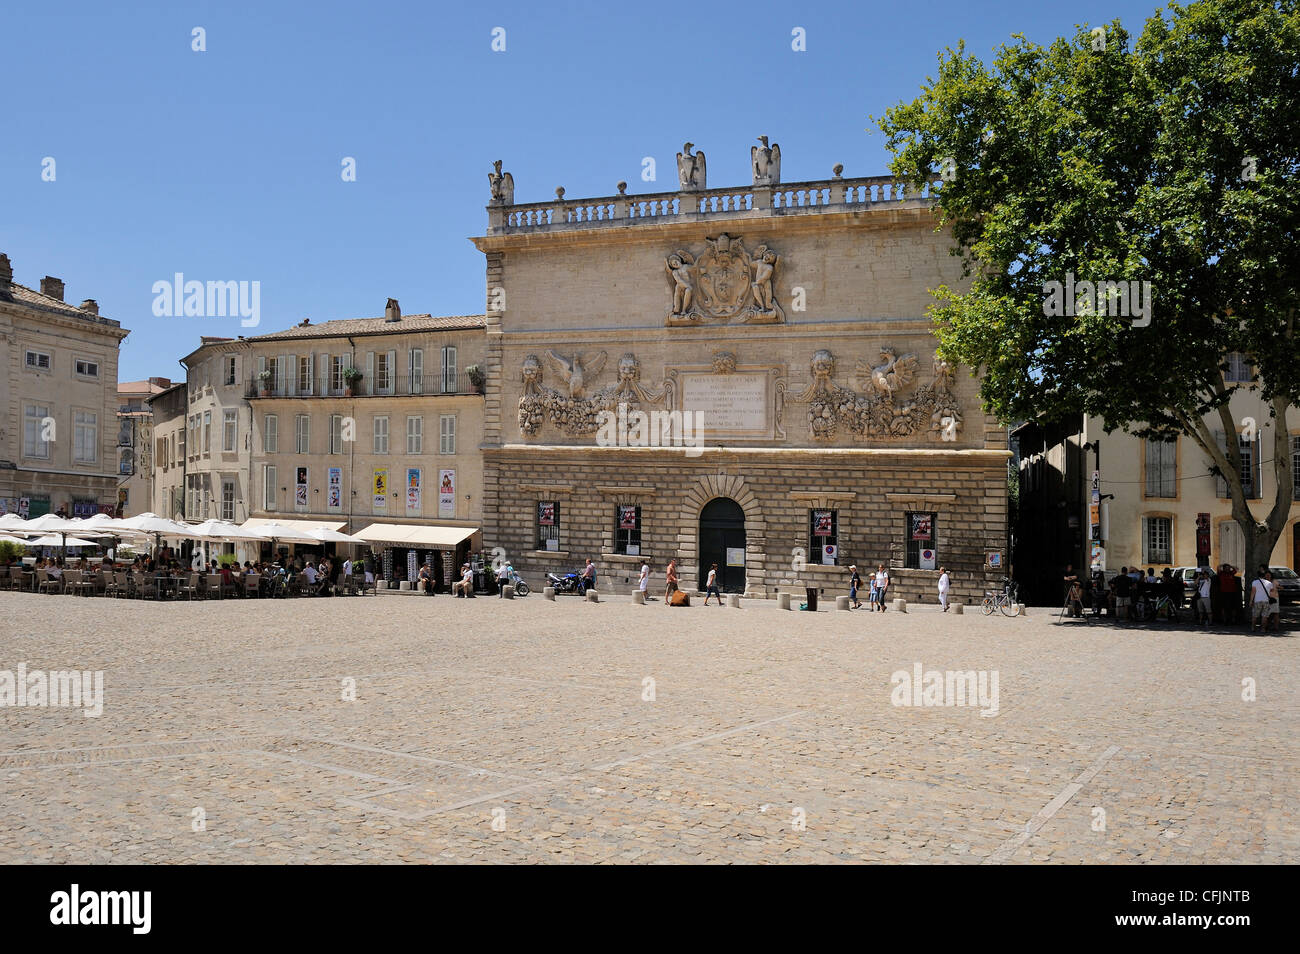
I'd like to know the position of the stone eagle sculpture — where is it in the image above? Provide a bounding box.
[676,142,706,191]
[751,136,781,184]
[545,350,607,400]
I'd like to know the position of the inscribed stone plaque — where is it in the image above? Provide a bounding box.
[680,372,770,438]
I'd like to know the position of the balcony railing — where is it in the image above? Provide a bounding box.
[488,175,944,235]
[247,370,482,399]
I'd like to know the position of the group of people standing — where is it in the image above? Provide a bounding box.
[847,564,950,610]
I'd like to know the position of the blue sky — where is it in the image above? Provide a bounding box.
[2,0,1165,381]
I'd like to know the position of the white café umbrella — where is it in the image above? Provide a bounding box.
[26,533,103,548]
[304,526,363,544]
[191,519,271,542]
[0,514,29,531]
[13,513,112,552]
[252,522,320,545]
[117,512,201,552]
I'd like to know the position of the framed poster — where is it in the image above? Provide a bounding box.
[619,505,638,530]
[538,502,555,526]
[726,547,745,567]
[295,467,308,509]
[910,513,932,540]
[406,468,421,515]
[438,469,455,518]
[986,551,1003,570]
[373,468,388,510]
[812,510,834,536]
[327,467,342,512]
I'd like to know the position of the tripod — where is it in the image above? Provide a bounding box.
[1058,581,1086,621]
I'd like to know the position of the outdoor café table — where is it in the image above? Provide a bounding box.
[21,570,35,592]
[155,574,179,599]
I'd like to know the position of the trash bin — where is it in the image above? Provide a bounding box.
[805,586,818,611]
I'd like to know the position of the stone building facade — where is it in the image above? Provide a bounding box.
[473,143,1009,602]
[0,253,129,518]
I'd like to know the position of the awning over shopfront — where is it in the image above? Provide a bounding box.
[241,517,347,534]
[353,523,481,549]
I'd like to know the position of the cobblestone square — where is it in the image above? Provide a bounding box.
[1,592,1295,863]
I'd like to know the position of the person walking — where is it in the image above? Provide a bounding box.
[580,558,596,596]
[1265,570,1281,634]
[848,565,862,609]
[495,560,509,597]
[1195,569,1212,625]
[937,566,951,612]
[1250,572,1272,632]
[874,564,890,611]
[704,563,722,605]
[665,559,679,604]
[638,561,650,601]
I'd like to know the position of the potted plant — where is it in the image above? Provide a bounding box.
[257,368,273,396]
[343,367,363,397]
[466,364,486,393]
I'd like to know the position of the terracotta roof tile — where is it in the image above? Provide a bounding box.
[4,282,121,327]
[248,314,485,342]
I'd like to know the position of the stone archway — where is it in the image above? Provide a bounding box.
[679,475,765,596]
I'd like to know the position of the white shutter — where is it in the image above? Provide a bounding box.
[366,352,375,394]
[320,353,329,395]
[277,353,287,393]
[305,353,313,394]
[386,350,396,394]
[288,354,297,395]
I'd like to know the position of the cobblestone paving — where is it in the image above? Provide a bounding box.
[1,592,1295,863]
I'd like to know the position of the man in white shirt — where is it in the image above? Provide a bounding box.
[1195,570,1212,625]
[937,567,951,612]
[639,562,650,600]
[496,560,510,597]
[1250,574,1273,632]
[303,563,318,586]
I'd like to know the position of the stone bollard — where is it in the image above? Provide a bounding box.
[585,589,599,603]
[836,596,851,611]
[951,603,964,615]
[892,598,908,613]
[778,592,791,611]
[544,586,556,601]
[632,590,645,605]
[399,580,412,591]
[502,585,514,599]
[727,593,740,608]
[1016,603,1028,616]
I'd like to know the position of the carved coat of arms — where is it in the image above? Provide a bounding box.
[665,233,785,326]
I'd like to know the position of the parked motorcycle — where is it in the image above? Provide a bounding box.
[507,568,530,596]
[545,571,582,595]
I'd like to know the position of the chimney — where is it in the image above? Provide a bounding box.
[41,276,65,301]
[80,299,99,315]
[384,298,401,322]
[0,253,12,292]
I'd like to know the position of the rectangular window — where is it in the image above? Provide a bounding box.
[1143,516,1172,565]
[223,409,237,452]
[264,465,277,511]
[614,505,641,555]
[298,355,313,393]
[329,414,343,454]
[119,448,133,476]
[409,349,424,395]
[221,479,235,522]
[225,356,236,386]
[1224,352,1251,383]
[441,345,457,393]
[75,358,99,378]
[406,416,423,454]
[25,350,51,370]
[203,411,212,455]
[904,511,937,569]
[536,501,560,551]
[74,411,98,463]
[295,415,310,454]
[809,509,839,565]
[374,416,389,454]
[375,352,392,393]
[1144,438,1176,497]
[330,355,344,393]
[264,414,278,453]
[22,405,51,459]
[1217,433,1260,499]
[439,415,456,455]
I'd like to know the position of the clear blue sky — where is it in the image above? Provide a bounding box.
[2,0,1165,382]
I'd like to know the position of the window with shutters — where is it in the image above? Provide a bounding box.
[295,415,310,454]
[1143,439,1176,498]
[221,479,236,522]
[1143,516,1172,565]
[223,409,237,453]
[407,416,423,454]
[1216,433,1260,499]
[1224,352,1251,383]
[441,346,457,393]
[264,465,277,511]
[203,411,211,455]
[409,349,424,394]
[374,416,389,454]
[330,356,344,393]
[375,352,392,393]
[264,414,278,453]
[298,355,313,393]
[329,414,343,454]
[439,415,456,455]
[225,356,236,385]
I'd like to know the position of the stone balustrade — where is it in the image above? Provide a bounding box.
[488,176,942,234]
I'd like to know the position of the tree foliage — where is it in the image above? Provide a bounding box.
[879,0,1298,569]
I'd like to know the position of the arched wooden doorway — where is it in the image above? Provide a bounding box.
[699,498,745,593]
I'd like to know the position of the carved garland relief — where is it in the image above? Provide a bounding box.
[519,352,669,437]
[797,349,962,442]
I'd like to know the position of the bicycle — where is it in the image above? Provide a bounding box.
[1136,592,1179,623]
[982,579,1020,617]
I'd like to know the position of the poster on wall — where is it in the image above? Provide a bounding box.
[295,467,308,509]
[538,502,554,526]
[910,513,932,540]
[18,498,30,519]
[438,469,455,518]
[72,500,96,518]
[406,468,421,515]
[373,468,388,510]
[619,505,638,530]
[919,547,936,570]
[813,510,833,536]
[327,468,342,512]
[1196,512,1211,565]
[726,547,746,567]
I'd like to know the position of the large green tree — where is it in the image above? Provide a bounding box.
[880,0,1299,576]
